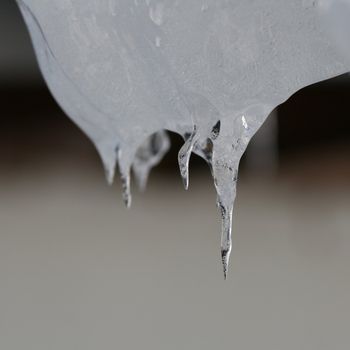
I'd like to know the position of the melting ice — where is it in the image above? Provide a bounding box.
[17,0,350,278]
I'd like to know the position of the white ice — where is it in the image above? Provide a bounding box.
[17,0,350,277]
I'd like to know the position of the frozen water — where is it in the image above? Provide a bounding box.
[133,130,170,192]
[17,0,350,277]
[319,0,350,59]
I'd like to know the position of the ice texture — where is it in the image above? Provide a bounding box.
[17,0,350,277]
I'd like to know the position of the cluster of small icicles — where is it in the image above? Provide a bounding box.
[111,117,245,279]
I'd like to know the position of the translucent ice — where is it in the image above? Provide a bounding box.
[17,0,350,277]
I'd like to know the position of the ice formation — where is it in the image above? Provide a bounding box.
[17,0,350,278]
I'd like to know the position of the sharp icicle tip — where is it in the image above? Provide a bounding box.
[120,170,132,209]
[221,248,231,280]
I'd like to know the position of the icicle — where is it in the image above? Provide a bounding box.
[104,161,117,186]
[210,117,248,278]
[212,160,238,279]
[116,148,132,208]
[219,203,233,280]
[133,131,170,191]
[178,126,197,190]
[94,140,119,186]
[120,170,132,208]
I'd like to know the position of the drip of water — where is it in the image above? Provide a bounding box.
[17,0,350,278]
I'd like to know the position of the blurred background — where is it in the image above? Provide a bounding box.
[1,1,349,349]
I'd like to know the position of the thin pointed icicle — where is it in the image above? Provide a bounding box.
[210,118,245,279]
[104,162,117,186]
[214,179,236,279]
[191,120,235,279]
[133,131,170,192]
[218,203,233,280]
[178,126,197,190]
[116,148,132,208]
[120,170,132,208]
[133,165,149,193]
[95,141,119,186]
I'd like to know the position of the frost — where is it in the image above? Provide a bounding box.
[17,0,350,277]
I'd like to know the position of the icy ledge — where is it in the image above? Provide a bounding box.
[18,0,350,278]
